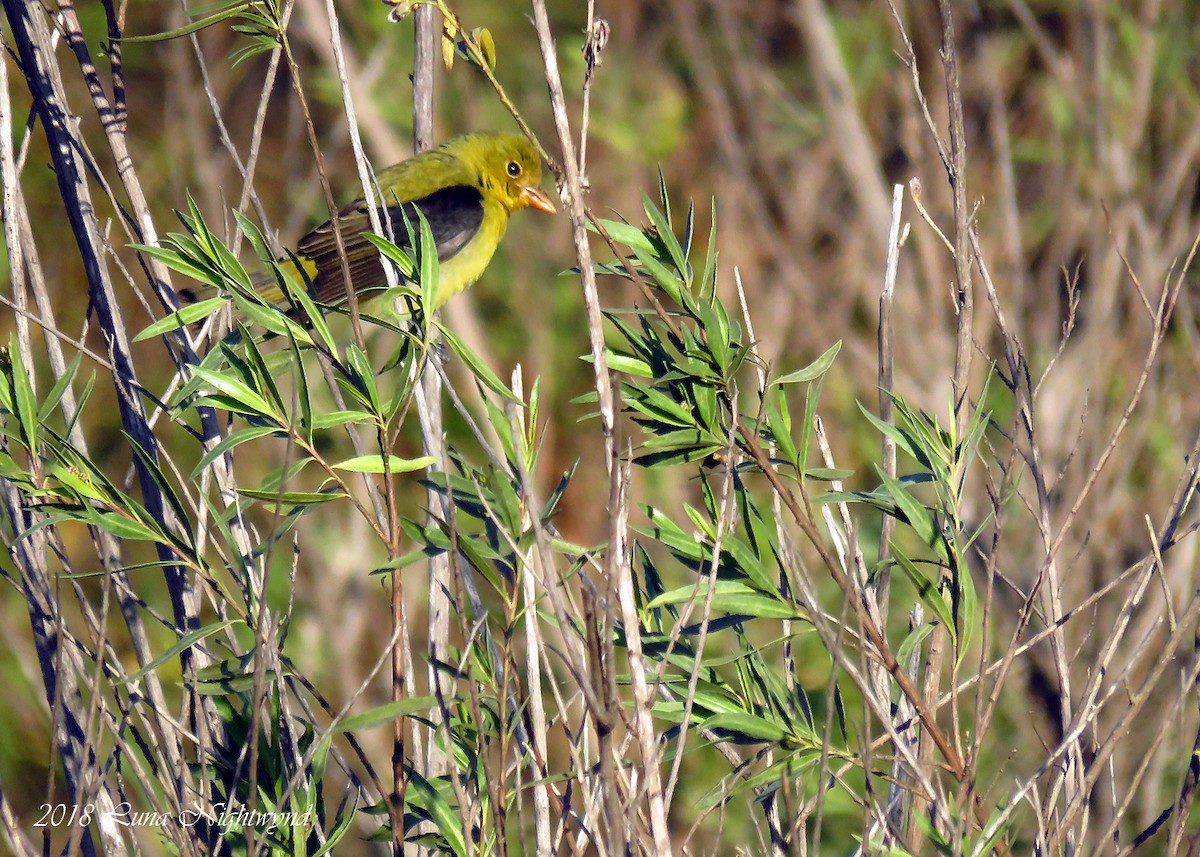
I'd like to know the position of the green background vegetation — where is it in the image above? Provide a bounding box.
[3,0,1200,854]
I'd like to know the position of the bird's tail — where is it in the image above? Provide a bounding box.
[249,256,318,306]
[177,255,316,308]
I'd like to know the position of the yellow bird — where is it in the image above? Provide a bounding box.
[263,131,555,311]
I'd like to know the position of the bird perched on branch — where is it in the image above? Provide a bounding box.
[260,131,555,312]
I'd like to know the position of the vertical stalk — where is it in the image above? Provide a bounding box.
[911,3,973,848]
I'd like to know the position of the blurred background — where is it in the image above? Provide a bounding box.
[4,0,1200,851]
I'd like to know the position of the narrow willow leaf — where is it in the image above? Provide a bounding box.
[633,242,685,304]
[647,580,801,619]
[891,546,955,643]
[804,467,855,481]
[627,386,695,428]
[702,711,788,744]
[877,467,938,548]
[236,489,346,508]
[120,619,239,685]
[772,340,842,386]
[192,366,276,419]
[407,770,467,857]
[9,335,38,455]
[895,622,935,677]
[309,410,374,430]
[89,510,168,544]
[953,557,978,670]
[133,298,226,342]
[642,192,688,283]
[860,401,933,471]
[124,433,194,551]
[415,208,439,312]
[602,351,655,378]
[331,454,436,474]
[130,242,219,285]
[437,323,520,402]
[119,4,253,43]
[699,198,718,304]
[362,232,416,279]
[344,345,382,415]
[46,463,107,504]
[37,352,82,423]
[334,697,437,732]
[190,425,283,479]
[589,217,658,256]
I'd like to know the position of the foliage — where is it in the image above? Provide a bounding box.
[3,0,1200,855]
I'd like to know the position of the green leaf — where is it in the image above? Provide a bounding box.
[187,194,252,288]
[9,336,38,455]
[406,771,466,857]
[640,428,718,451]
[287,329,313,439]
[90,510,168,543]
[312,788,358,856]
[711,753,820,806]
[37,352,82,423]
[134,298,226,342]
[119,3,257,43]
[362,232,416,280]
[332,454,436,474]
[130,242,219,285]
[335,697,437,732]
[647,580,801,619]
[237,488,345,505]
[698,198,718,304]
[46,463,108,504]
[603,351,655,378]
[237,323,287,414]
[414,208,439,312]
[772,340,842,386]
[877,467,938,548]
[627,386,695,428]
[634,445,723,469]
[633,242,685,304]
[860,402,933,471]
[64,370,96,439]
[702,711,788,744]
[124,433,194,551]
[471,27,496,70]
[274,253,338,352]
[309,410,374,430]
[642,193,688,283]
[891,546,955,642]
[120,619,239,685]
[691,380,721,433]
[804,467,854,481]
[703,299,732,373]
[796,368,825,475]
[953,556,978,670]
[436,323,519,402]
[765,386,800,467]
[590,218,658,256]
[895,621,935,673]
[235,296,314,345]
[343,344,382,415]
[192,366,276,419]
[192,657,270,694]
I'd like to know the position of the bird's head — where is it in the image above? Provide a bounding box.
[451,132,556,216]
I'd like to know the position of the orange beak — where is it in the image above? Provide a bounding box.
[521,185,556,214]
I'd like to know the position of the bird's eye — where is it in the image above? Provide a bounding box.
[506,160,522,178]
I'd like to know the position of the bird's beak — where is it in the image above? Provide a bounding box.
[521,185,556,214]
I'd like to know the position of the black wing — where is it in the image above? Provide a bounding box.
[296,184,485,305]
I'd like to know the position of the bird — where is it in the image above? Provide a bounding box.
[258,131,555,313]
